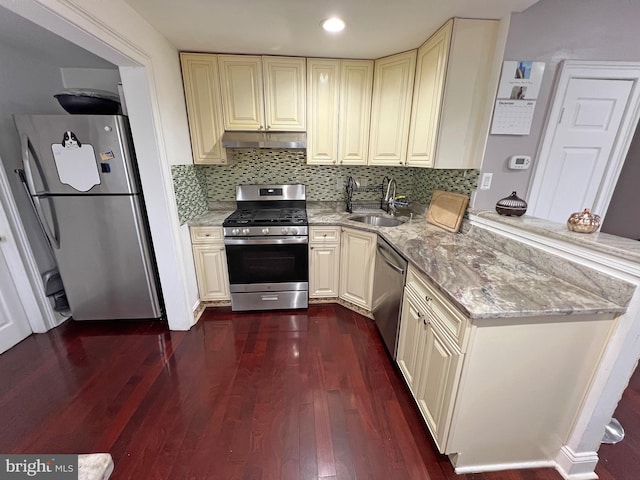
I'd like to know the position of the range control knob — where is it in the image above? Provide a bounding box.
[291,227,299,235]
[231,228,240,235]
[242,228,250,235]
[261,228,270,235]
[281,227,290,235]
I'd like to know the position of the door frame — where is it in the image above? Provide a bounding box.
[0,165,52,333]
[527,61,640,223]
[0,0,195,330]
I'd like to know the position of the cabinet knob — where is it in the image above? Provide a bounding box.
[310,246,314,250]
[258,125,264,130]
[423,316,428,325]
[425,296,432,302]
[323,234,327,237]
[399,161,403,165]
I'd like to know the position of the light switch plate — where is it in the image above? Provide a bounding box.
[480,173,493,190]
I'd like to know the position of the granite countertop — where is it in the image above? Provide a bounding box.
[472,211,640,264]
[189,202,627,320]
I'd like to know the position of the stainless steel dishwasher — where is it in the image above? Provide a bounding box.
[372,236,408,358]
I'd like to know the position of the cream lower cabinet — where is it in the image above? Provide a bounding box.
[397,264,616,470]
[190,227,230,301]
[180,53,227,164]
[309,226,341,298]
[397,267,465,452]
[339,227,376,309]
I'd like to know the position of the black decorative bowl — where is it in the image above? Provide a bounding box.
[54,89,120,115]
[496,191,527,216]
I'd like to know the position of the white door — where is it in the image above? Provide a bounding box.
[0,203,32,354]
[529,77,633,223]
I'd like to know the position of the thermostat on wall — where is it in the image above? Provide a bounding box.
[508,155,531,170]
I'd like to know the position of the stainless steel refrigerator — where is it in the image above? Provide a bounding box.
[13,114,162,321]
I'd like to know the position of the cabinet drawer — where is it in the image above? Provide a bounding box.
[310,226,341,243]
[406,265,468,350]
[190,226,224,244]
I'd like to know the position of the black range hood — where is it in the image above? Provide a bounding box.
[221,131,307,149]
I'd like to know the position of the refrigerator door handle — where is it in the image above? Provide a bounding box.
[20,134,38,195]
[20,133,60,248]
[31,195,60,250]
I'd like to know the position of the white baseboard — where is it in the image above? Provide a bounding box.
[454,460,556,475]
[555,446,599,480]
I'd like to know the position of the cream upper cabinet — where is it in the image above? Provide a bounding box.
[263,56,306,131]
[307,59,373,165]
[180,53,227,164]
[306,59,340,164]
[407,18,501,169]
[368,50,417,166]
[339,60,373,165]
[219,55,305,131]
[339,227,376,309]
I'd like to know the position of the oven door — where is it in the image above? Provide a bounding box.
[224,236,309,292]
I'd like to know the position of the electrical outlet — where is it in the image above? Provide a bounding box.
[480,173,493,190]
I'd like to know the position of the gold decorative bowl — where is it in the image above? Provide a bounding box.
[567,208,601,233]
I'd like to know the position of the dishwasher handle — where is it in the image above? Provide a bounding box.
[377,243,406,275]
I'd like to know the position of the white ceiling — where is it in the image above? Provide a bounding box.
[0,6,115,68]
[124,0,539,59]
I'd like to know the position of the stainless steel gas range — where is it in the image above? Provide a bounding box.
[222,184,309,311]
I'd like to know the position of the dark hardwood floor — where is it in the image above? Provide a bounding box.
[0,304,636,479]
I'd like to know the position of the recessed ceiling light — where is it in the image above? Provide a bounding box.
[321,17,345,33]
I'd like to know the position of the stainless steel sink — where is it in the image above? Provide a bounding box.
[349,214,405,227]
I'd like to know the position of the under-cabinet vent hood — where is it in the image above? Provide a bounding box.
[221,131,306,149]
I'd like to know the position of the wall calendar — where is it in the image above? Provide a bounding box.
[490,61,545,135]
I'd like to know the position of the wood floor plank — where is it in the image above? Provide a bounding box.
[2,304,638,479]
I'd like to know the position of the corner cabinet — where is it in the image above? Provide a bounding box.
[368,50,417,166]
[407,18,501,169]
[218,55,306,132]
[309,226,341,298]
[306,59,373,165]
[397,264,616,470]
[190,226,230,301]
[339,227,376,309]
[180,53,227,164]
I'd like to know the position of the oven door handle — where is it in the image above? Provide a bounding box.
[224,236,309,246]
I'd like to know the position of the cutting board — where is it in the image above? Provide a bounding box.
[426,190,469,233]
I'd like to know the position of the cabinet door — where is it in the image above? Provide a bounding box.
[180,53,227,164]
[263,56,306,131]
[414,316,463,453]
[218,55,264,131]
[397,289,428,393]
[192,244,230,301]
[306,59,340,165]
[407,20,452,168]
[309,243,340,298]
[339,60,373,165]
[368,50,417,166]
[339,228,376,309]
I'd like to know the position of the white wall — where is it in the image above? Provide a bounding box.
[475,0,640,211]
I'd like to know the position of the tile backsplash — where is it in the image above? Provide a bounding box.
[171,149,479,224]
[171,164,208,224]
